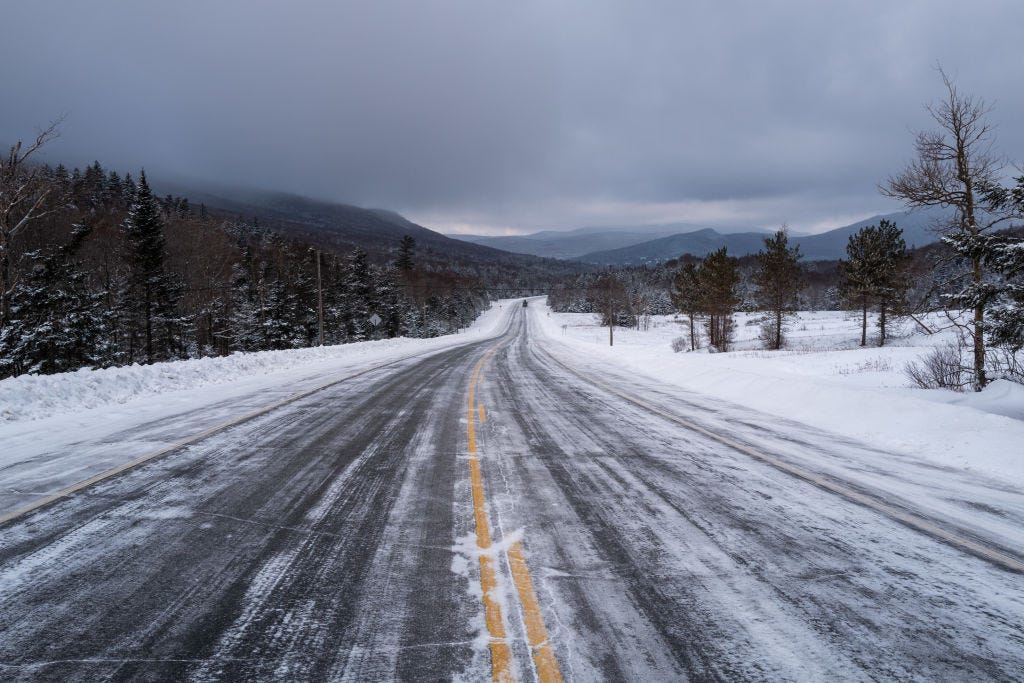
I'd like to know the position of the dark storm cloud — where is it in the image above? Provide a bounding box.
[2,1,1023,234]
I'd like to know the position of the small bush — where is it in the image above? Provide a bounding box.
[904,341,971,391]
[758,317,784,350]
[671,336,688,353]
[987,346,1024,385]
[838,358,894,375]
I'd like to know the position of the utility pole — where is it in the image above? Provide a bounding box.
[316,249,324,346]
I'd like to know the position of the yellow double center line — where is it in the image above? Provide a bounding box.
[467,350,562,683]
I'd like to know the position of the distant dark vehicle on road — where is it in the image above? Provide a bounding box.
[522,300,529,307]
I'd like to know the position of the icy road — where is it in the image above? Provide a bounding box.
[1,306,1023,681]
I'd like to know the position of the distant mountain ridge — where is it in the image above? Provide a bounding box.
[155,183,572,271]
[491,208,953,265]
[450,222,769,260]
[161,183,957,267]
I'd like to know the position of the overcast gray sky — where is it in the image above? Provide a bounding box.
[2,1,1022,235]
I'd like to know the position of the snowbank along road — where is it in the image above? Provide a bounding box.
[0,304,1023,681]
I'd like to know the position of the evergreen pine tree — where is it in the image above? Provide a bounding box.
[670,262,702,350]
[754,228,803,350]
[979,175,1024,355]
[119,170,182,363]
[122,173,137,203]
[871,220,908,346]
[227,248,263,351]
[261,276,299,349]
[0,225,110,377]
[986,236,1024,352]
[698,247,741,351]
[290,249,319,347]
[840,226,880,347]
[53,164,69,186]
[396,235,416,272]
[343,248,373,340]
[840,221,908,346]
[374,266,404,338]
[105,170,123,205]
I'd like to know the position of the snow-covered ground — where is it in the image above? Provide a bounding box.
[535,304,1024,488]
[0,300,517,424]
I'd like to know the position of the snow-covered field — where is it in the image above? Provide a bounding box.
[535,304,1024,488]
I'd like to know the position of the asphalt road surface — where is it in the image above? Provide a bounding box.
[1,307,1022,681]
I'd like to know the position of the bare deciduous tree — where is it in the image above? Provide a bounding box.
[1,119,64,326]
[588,274,628,346]
[882,69,1013,389]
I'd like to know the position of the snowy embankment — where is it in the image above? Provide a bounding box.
[0,300,516,424]
[535,304,1024,488]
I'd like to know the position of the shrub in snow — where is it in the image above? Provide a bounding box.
[671,336,688,353]
[986,346,1024,386]
[756,315,786,350]
[904,340,971,391]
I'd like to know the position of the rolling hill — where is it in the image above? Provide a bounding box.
[451,222,767,260]
[155,183,583,274]
[575,208,953,265]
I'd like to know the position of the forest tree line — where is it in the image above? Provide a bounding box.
[0,133,494,379]
[551,220,1022,346]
